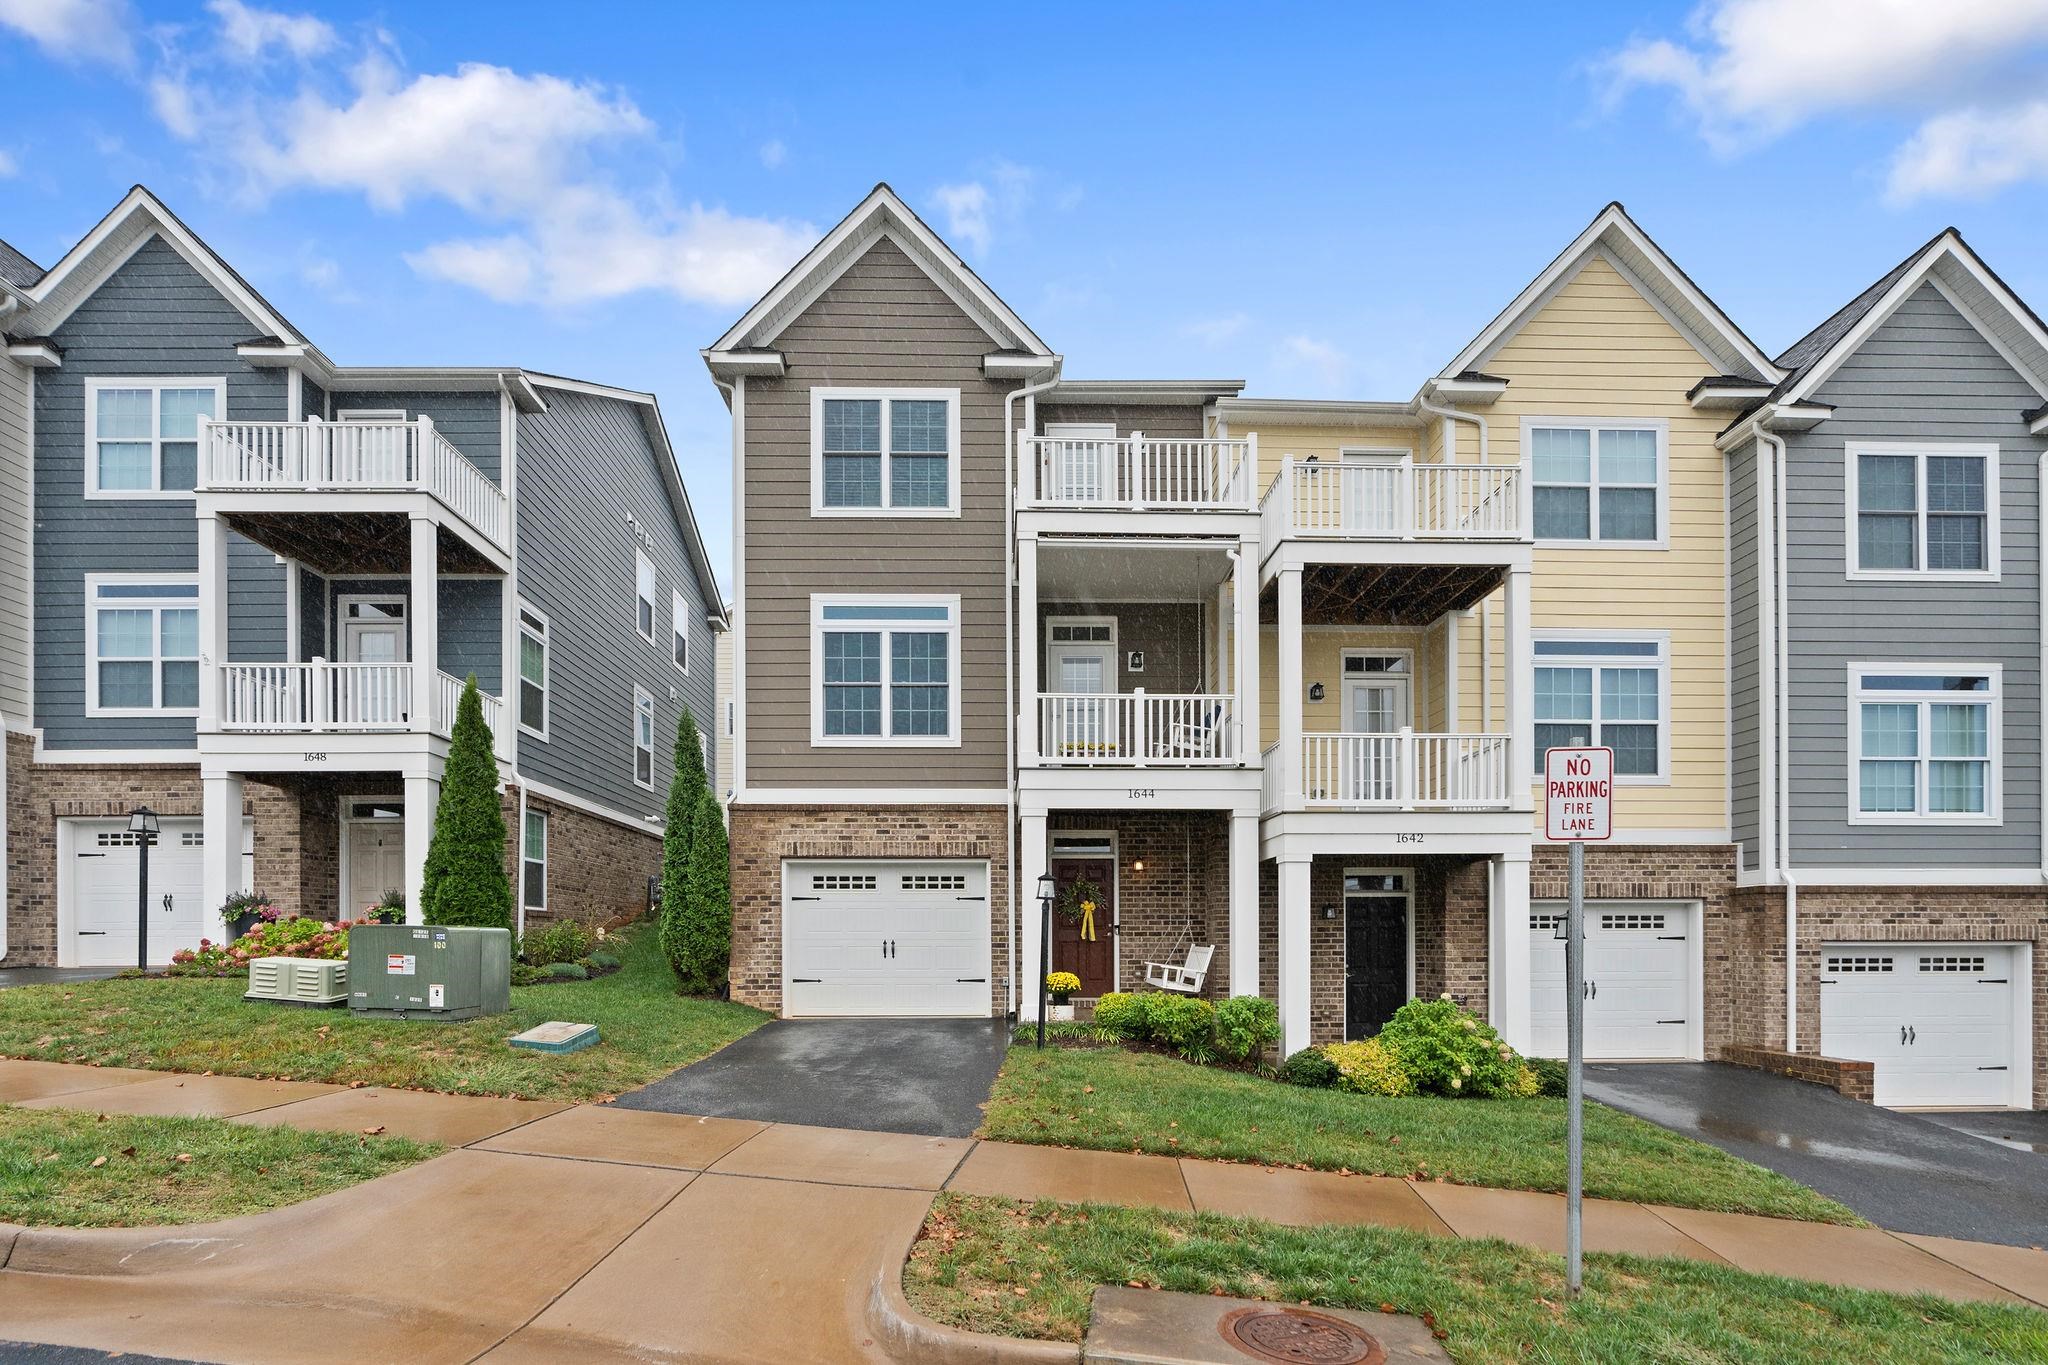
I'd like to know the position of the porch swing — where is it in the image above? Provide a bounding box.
[1141,924,1213,995]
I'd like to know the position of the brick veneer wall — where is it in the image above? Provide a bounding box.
[727,803,1010,1015]
[1721,1044,1875,1102]
[1728,883,2047,1108]
[1048,810,1227,997]
[509,787,662,931]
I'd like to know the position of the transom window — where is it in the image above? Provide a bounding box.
[812,389,959,514]
[634,549,657,641]
[1048,622,1113,643]
[86,576,200,715]
[1529,420,1663,544]
[86,377,224,496]
[633,686,656,789]
[812,596,959,745]
[1533,636,1666,778]
[1852,667,1998,821]
[517,607,548,738]
[1849,444,1997,577]
[522,810,548,911]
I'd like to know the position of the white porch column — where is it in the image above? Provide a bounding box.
[1227,813,1260,997]
[1504,565,1534,809]
[409,516,439,734]
[1018,535,1039,766]
[1276,565,1302,806]
[1234,544,1260,765]
[402,774,439,925]
[1277,855,1312,1056]
[1489,850,1533,1051]
[199,775,244,926]
[196,513,229,733]
[1017,812,1048,1020]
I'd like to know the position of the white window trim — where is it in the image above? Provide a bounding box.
[1339,647,1416,731]
[809,387,963,518]
[84,571,201,717]
[336,408,408,421]
[1338,446,1414,464]
[522,808,548,912]
[84,376,227,500]
[1522,416,1670,550]
[633,685,657,790]
[634,549,658,644]
[1532,628,1671,785]
[671,589,690,674]
[516,602,549,742]
[809,592,962,748]
[1847,662,2003,826]
[1844,441,2001,583]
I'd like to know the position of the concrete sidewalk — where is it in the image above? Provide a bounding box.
[0,1057,2042,1364]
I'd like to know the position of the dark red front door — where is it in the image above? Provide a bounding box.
[1050,857,1115,997]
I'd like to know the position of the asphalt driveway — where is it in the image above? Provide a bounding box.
[613,1017,1010,1138]
[1587,1062,2048,1247]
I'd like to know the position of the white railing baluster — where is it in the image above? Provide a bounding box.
[1017,436,1255,511]
[1263,462,1525,540]
[1292,732,1514,809]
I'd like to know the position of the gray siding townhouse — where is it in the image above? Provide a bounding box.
[0,187,724,969]
[1723,230,2048,1109]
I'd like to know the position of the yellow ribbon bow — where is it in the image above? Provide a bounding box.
[1079,899,1098,942]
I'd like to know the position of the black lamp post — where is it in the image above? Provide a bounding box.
[1035,872,1056,1050]
[128,806,159,973]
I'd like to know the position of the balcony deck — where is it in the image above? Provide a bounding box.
[1261,732,1515,814]
[210,662,508,760]
[1032,691,1240,767]
[1260,459,1526,556]
[1020,435,1255,513]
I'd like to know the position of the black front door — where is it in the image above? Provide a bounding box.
[1345,895,1409,1038]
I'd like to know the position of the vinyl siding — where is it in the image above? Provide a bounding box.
[1038,602,1203,694]
[1248,424,1420,495]
[33,236,287,749]
[516,387,715,821]
[741,236,1014,789]
[1726,438,1762,869]
[715,627,734,797]
[1037,403,1204,440]
[0,355,31,722]
[1782,283,2043,867]
[333,389,500,481]
[1257,625,1442,746]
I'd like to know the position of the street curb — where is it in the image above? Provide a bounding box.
[867,1245,1081,1364]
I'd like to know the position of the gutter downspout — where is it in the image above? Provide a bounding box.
[1004,363,1062,1020]
[0,712,8,961]
[1759,425,1798,1052]
[2040,451,2048,890]
[1416,390,1489,464]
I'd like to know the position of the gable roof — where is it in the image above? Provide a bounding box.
[1768,228,2048,406]
[1438,202,1780,384]
[704,183,1053,370]
[0,237,42,292]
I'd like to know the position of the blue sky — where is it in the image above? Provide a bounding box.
[5,1,2048,585]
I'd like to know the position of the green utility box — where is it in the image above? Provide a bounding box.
[347,924,511,1021]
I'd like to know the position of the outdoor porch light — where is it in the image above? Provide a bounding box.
[1034,873,1057,1051]
[1308,682,1326,702]
[1036,873,1057,903]
[1131,859,1145,873]
[128,806,160,975]
[127,805,159,836]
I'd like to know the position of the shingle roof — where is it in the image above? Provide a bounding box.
[1769,230,1948,397]
[0,236,44,290]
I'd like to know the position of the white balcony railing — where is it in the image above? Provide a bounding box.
[1036,692,1237,765]
[431,669,507,754]
[199,418,509,551]
[1021,433,1255,511]
[1261,459,1524,543]
[216,662,504,753]
[1298,732,1512,809]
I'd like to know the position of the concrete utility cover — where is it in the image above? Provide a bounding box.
[1087,1287,1449,1364]
[509,1021,600,1054]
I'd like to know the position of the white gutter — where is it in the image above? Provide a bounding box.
[515,782,529,941]
[1416,391,1489,463]
[1003,363,1062,1019]
[1760,425,1799,1052]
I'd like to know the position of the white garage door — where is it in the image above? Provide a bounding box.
[782,859,991,1017]
[1531,901,1697,1061]
[1820,944,2022,1109]
[65,818,252,968]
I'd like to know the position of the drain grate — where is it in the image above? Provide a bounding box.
[1219,1306,1388,1365]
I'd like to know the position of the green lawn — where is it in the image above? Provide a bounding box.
[0,927,766,1103]
[983,1045,1855,1223]
[907,1194,2046,1362]
[0,1104,438,1228]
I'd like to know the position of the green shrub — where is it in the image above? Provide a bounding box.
[1527,1056,1568,1098]
[520,919,596,967]
[1279,1046,1340,1088]
[1325,1038,1413,1096]
[658,710,711,985]
[1376,995,1523,1098]
[1141,995,1215,1061]
[1090,992,1147,1040]
[544,961,589,980]
[420,677,511,929]
[670,790,731,995]
[586,951,621,972]
[510,963,542,986]
[1211,996,1280,1063]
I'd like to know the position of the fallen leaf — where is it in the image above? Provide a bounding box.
[175,1153,193,1163]
[90,1156,107,1168]
[361,1126,386,1135]
[119,1146,136,1158]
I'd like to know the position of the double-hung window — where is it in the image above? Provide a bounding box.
[1851,667,1999,821]
[671,590,690,672]
[86,575,200,715]
[812,388,959,514]
[633,687,656,788]
[86,377,225,496]
[1848,443,1997,578]
[812,595,959,745]
[522,810,548,911]
[517,606,548,738]
[1528,419,1664,544]
[634,549,657,641]
[1533,635,1667,778]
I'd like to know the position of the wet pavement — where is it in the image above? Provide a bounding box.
[1923,1108,2048,1157]
[612,1017,1011,1137]
[1586,1062,2048,1247]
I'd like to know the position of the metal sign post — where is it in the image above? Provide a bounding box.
[1543,746,1612,1297]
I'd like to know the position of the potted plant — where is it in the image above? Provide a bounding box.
[365,889,405,924]
[1046,971,1081,1022]
[218,891,278,941]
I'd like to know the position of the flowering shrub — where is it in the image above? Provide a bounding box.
[1323,1038,1412,1096]
[1374,994,1524,1098]
[1044,971,1081,1003]
[169,916,362,977]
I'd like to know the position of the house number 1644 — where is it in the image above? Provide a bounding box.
[1128,788,1156,801]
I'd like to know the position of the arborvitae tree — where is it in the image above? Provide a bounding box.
[659,710,711,985]
[676,788,731,994]
[420,676,512,929]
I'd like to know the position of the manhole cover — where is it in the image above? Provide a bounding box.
[1219,1306,1387,1365]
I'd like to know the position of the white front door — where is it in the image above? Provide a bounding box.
[342,798,406,918]
[782,859,991,1017]
[1043,422,1116,503]
[1342,654,1411,801]
[1530,901,1698,1061]
[65,818,251,967]
[341,597,408,665]
[1820,944,2022,1108]
[339,596,408,727]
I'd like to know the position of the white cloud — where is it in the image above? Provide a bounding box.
[0,149,16,178]
[932,181,992,255]
[1183,313,1249,345]
[405,235,536,302]
[206,0,334,62]
[931,161,1037,256]
[1274,335,1350,390]
[1889,100,2048,200]
[0,0,135,67]
[759,139,786,170]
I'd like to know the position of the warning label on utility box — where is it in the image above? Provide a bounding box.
[1544,747,1613,841]
[387,954,416,976]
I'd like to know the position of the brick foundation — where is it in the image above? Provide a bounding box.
[727,803,1011,1015]
[1721,1043,1875,1102]
[511,788,662,931]
[1047,810,1229,998]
